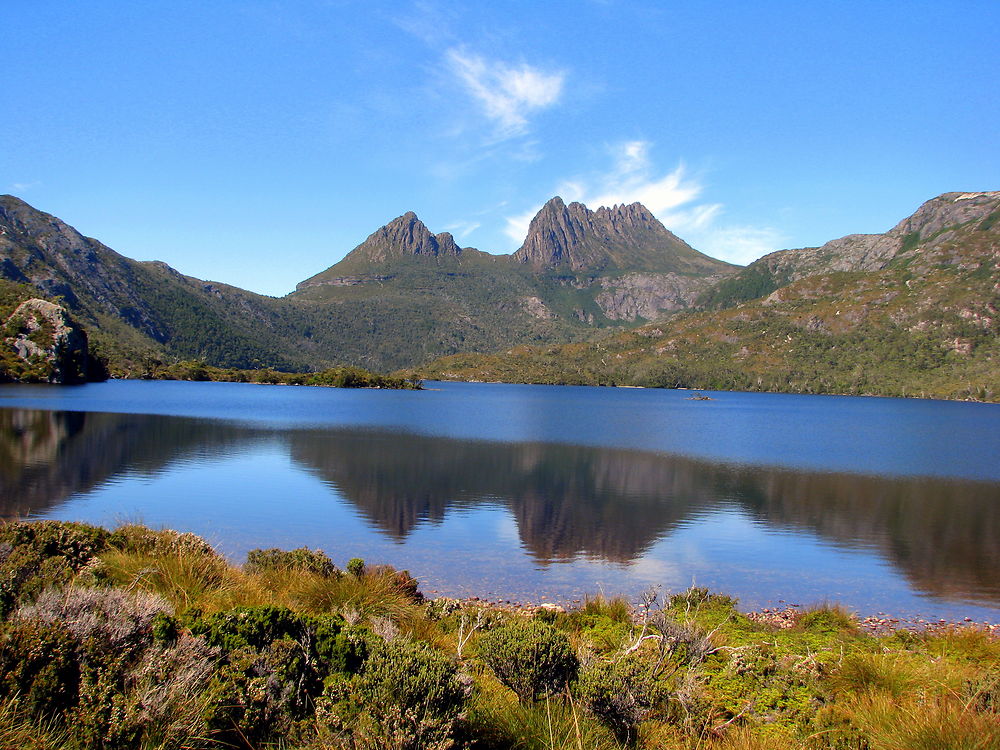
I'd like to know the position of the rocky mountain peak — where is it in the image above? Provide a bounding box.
[513,196,588,268]
[512,196,731,276]
[344,211,463,264]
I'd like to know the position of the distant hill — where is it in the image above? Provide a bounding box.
[412,192,1000,401]
[0,195,323,373]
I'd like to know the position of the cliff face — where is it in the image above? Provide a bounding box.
[1,298,90,383]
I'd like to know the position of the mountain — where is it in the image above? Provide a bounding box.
[1,194,735,374]
[413,192,1000,401]
[514,196,727,275]
[9,189,994,399]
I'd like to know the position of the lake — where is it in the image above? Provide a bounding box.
[1,379,999,621]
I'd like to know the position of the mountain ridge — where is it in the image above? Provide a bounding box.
[3,190,997,400]
[1,193,736,373]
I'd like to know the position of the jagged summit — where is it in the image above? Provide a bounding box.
[513,196,734,275]
[343,211,462,265]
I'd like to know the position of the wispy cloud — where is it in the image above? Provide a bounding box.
[10,181,40,193]
[682,225,786,266]
[443,220,481,239]
[504,207,540,245]
[503,141,785,263]
[562,140,711,216]
[446,48,564,138]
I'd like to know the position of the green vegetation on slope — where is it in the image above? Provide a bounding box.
[140,360,421,389]
[0,520,998,749]
[411,228,1000,401]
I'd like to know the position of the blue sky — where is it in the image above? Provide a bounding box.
[4,1,998,296]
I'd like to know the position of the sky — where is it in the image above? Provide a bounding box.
[3,1,998,297]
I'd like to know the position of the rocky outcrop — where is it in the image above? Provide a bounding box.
[513,197,736,276]
[1,298,90,383]
[595,272,731,321]
[752,191,1000,282]
[700,191,1000,311]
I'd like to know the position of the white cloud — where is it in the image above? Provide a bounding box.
[502,140,785,263]
[574,140,702,215]
[443,220,481,239]
[446,48,564,137]
[504,206,539,245]
[684,225,786,266]
[10,181,40,193]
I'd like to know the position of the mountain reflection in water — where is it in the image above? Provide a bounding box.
[2,407,998,611]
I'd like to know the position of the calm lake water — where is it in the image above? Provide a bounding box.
[1,380,999,621]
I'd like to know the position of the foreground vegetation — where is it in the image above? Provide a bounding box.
[0,521,997,749]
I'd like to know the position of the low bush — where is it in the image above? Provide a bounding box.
[107,524,219,559]
[577,654,667,743]
[476,619,579,703]
[245,546,340,577]
[323,637,468,750]
[0,617,79,717]
[0,521,109,615]
[1,586,217,750]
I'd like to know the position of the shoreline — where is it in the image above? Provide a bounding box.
[436,594,1000,638]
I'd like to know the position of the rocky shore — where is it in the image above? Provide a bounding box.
[435,594,1000,638]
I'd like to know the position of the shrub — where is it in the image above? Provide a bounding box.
[668,586,736,612]
[201,638,314,744]
[188,605,361,699]
[576,655,666,743]
[476,619,579,703]
[2,586,217,750]
[245,546,340,577]
[107,525,218,559]
[346,557,365,578]
[323,638,468,750]
[0,521,109,615]
[21,586,170,658]
[0,618,80,717]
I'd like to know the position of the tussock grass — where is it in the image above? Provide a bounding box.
[97,548,252,613]
[846,692,1000,750]
[276,566,421,622]
[794,603,859,635]
[466,673,620,750]
[0,697,67,750]
[578,595,632,623]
